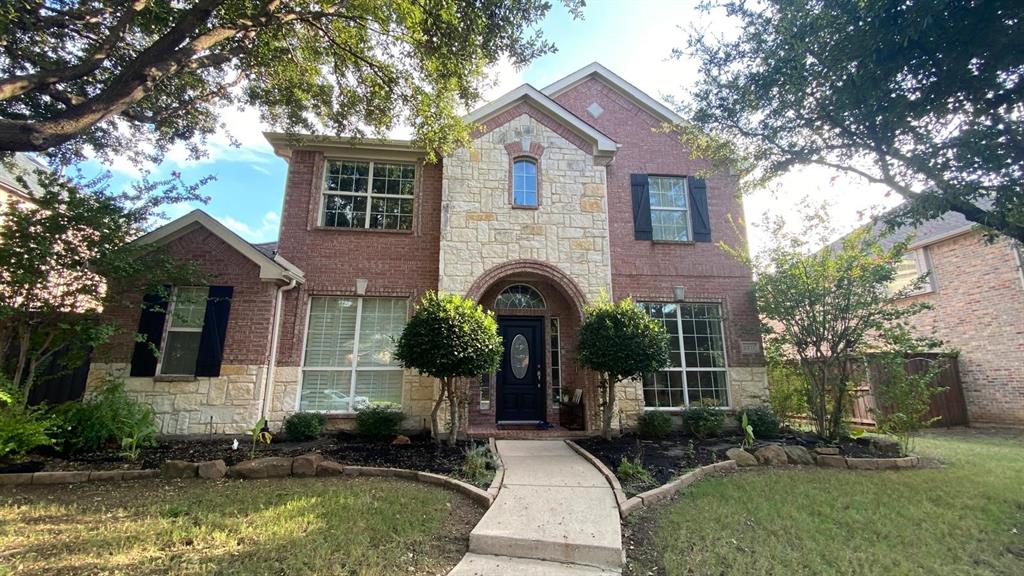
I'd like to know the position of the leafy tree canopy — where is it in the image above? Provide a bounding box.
[394,291,502,380]
[0,0,582,165]
[682,0,1024,242]
[577,295,669,385]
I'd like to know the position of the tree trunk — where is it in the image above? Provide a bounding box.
[430,377,447,446]
[600,374,616,441]
[447,378,462,448]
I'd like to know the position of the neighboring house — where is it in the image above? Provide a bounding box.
[87,63,767,436]
[0,153,45,212]
[880,210,1024,426]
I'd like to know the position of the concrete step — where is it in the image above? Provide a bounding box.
[468,484,623,569]
[448,553,621,576]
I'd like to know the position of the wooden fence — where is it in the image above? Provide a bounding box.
[850,353,968,428]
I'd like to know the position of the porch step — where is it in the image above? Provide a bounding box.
[448,553,620,575]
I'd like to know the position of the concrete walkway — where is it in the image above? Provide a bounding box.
[448,440,623,575]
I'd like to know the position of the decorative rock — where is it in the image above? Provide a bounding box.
[814,447,840,456]
[33,471,90,484]
[783,445,816,465]
[227,457,293,479]
[88,470,124,482]
[391,435,411,445]
[816,455,848,468]
[725,447,758,467]
[122,469,160,480]
[292,454,324,477]
[846,458,879,470]
[198,460,227,479]
[895,455,920,468]
[316,460,345,476]
[754,445,788,466]
[162,460,199,479]
[0,473,34,485]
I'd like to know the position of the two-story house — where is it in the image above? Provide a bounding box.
[87,63,767,436]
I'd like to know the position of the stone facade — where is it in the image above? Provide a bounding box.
[901,231,1024,425]
[439,112,613,301]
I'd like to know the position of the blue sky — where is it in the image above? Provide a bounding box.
[80,0,898,249]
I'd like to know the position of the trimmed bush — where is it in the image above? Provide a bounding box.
[636,410,673,439]
[682,407,725,440]
[354,403,405,440]
[284,412,327,442]
[742,406,781,438]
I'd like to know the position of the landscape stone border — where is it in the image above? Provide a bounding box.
[727,444,923,471]
[0,453,497,508]
[486,437,505,499]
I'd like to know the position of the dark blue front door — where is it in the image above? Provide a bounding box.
[496,317,545,422]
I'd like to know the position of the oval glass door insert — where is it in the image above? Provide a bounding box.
[510,334,530,379]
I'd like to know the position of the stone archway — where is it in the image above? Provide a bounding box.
[466,259,588,319]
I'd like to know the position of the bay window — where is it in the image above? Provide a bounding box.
[300,296,407,412]
[638,302,729,408]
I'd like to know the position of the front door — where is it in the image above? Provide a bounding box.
[496,317,545,423]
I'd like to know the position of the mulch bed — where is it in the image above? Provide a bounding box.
[3,431,481,476]
[577,428,902,496]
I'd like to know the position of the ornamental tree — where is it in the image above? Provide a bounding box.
[394,292,502,446]
[577,295,669,441]
[0,0,582,166]
[723,202,940,441]
[682,0,1024,242]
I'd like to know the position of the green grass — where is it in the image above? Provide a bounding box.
[0,477,479,576]
[636,428,1024,576]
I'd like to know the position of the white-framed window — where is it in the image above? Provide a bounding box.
[299,296,407,412]
[550,317,562,405]
[638,302,729,409]
[649,176,691,241]
[322,159,415,230]
[157,286,209,376]
[495,284,546,310]
[889,248,933,296]
[513,159,538,207]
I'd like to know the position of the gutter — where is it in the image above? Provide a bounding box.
[260,274,300,421]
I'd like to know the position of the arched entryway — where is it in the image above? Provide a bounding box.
[466,260,591,435]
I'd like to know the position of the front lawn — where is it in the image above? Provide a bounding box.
[0,477,483,576]
[624,428,1024,576]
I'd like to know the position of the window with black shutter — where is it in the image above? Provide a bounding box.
[631,174,712,243]
[131,286,233,378]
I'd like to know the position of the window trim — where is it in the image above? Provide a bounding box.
[890,248,934,297]
[296,295,408,414]
[319,158,417,231]
[549,317,562,405]
[155,286,208,377]
[647,175,694,243]
[494,283,547,310]
[511,158,539,208]
[639,301,731,410]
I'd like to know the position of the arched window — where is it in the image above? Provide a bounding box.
[495,284,545,310]
[512,159,538,207]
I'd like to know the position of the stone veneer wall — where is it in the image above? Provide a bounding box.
[439,112,612,300]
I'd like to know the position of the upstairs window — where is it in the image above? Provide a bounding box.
[512,159,538,207]
[889,249,933,296]
[649,176,691,241]
[323,160,415,231]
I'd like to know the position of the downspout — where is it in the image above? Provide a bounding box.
[260,275,299,421]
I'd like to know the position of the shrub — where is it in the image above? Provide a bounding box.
[682,407,724,440]
[461,443,496,487]
[767,361,809,425]
[354,403,405,440]
[616,455,653,485]
[59,376,156,455]
[284,412,327,442]
[636,410,673,439]
[871,354,947,456]
[0,404,55,461]
[742,406,781,438]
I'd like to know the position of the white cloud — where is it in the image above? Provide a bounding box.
[217,211,280,243]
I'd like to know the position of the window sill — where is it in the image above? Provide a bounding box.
[651,240,696,246]
[642,406,732,413]
[154,375,198,382]
[511,205,540,210]
[314,226,414,235]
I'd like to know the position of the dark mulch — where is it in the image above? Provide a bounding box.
[577,429,902,496]
[6,431,481,476]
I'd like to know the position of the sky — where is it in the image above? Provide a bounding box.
[80,0,901,251]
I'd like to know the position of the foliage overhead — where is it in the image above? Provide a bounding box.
[0,0,583,165]
[682,0,1024,242]
[724,201,941,440]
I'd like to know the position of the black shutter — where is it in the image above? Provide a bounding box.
[195,286,234,377]
[687,176,711,242]
[631,173,652,241]
[129,292,168,377]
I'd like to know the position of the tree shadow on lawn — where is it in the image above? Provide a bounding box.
[0,476,483,576]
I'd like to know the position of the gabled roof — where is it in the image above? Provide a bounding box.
[542,62,686,126]
[463,84,619,156]
[134,210,304,283]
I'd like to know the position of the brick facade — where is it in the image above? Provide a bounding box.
[901,231,1024,425]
